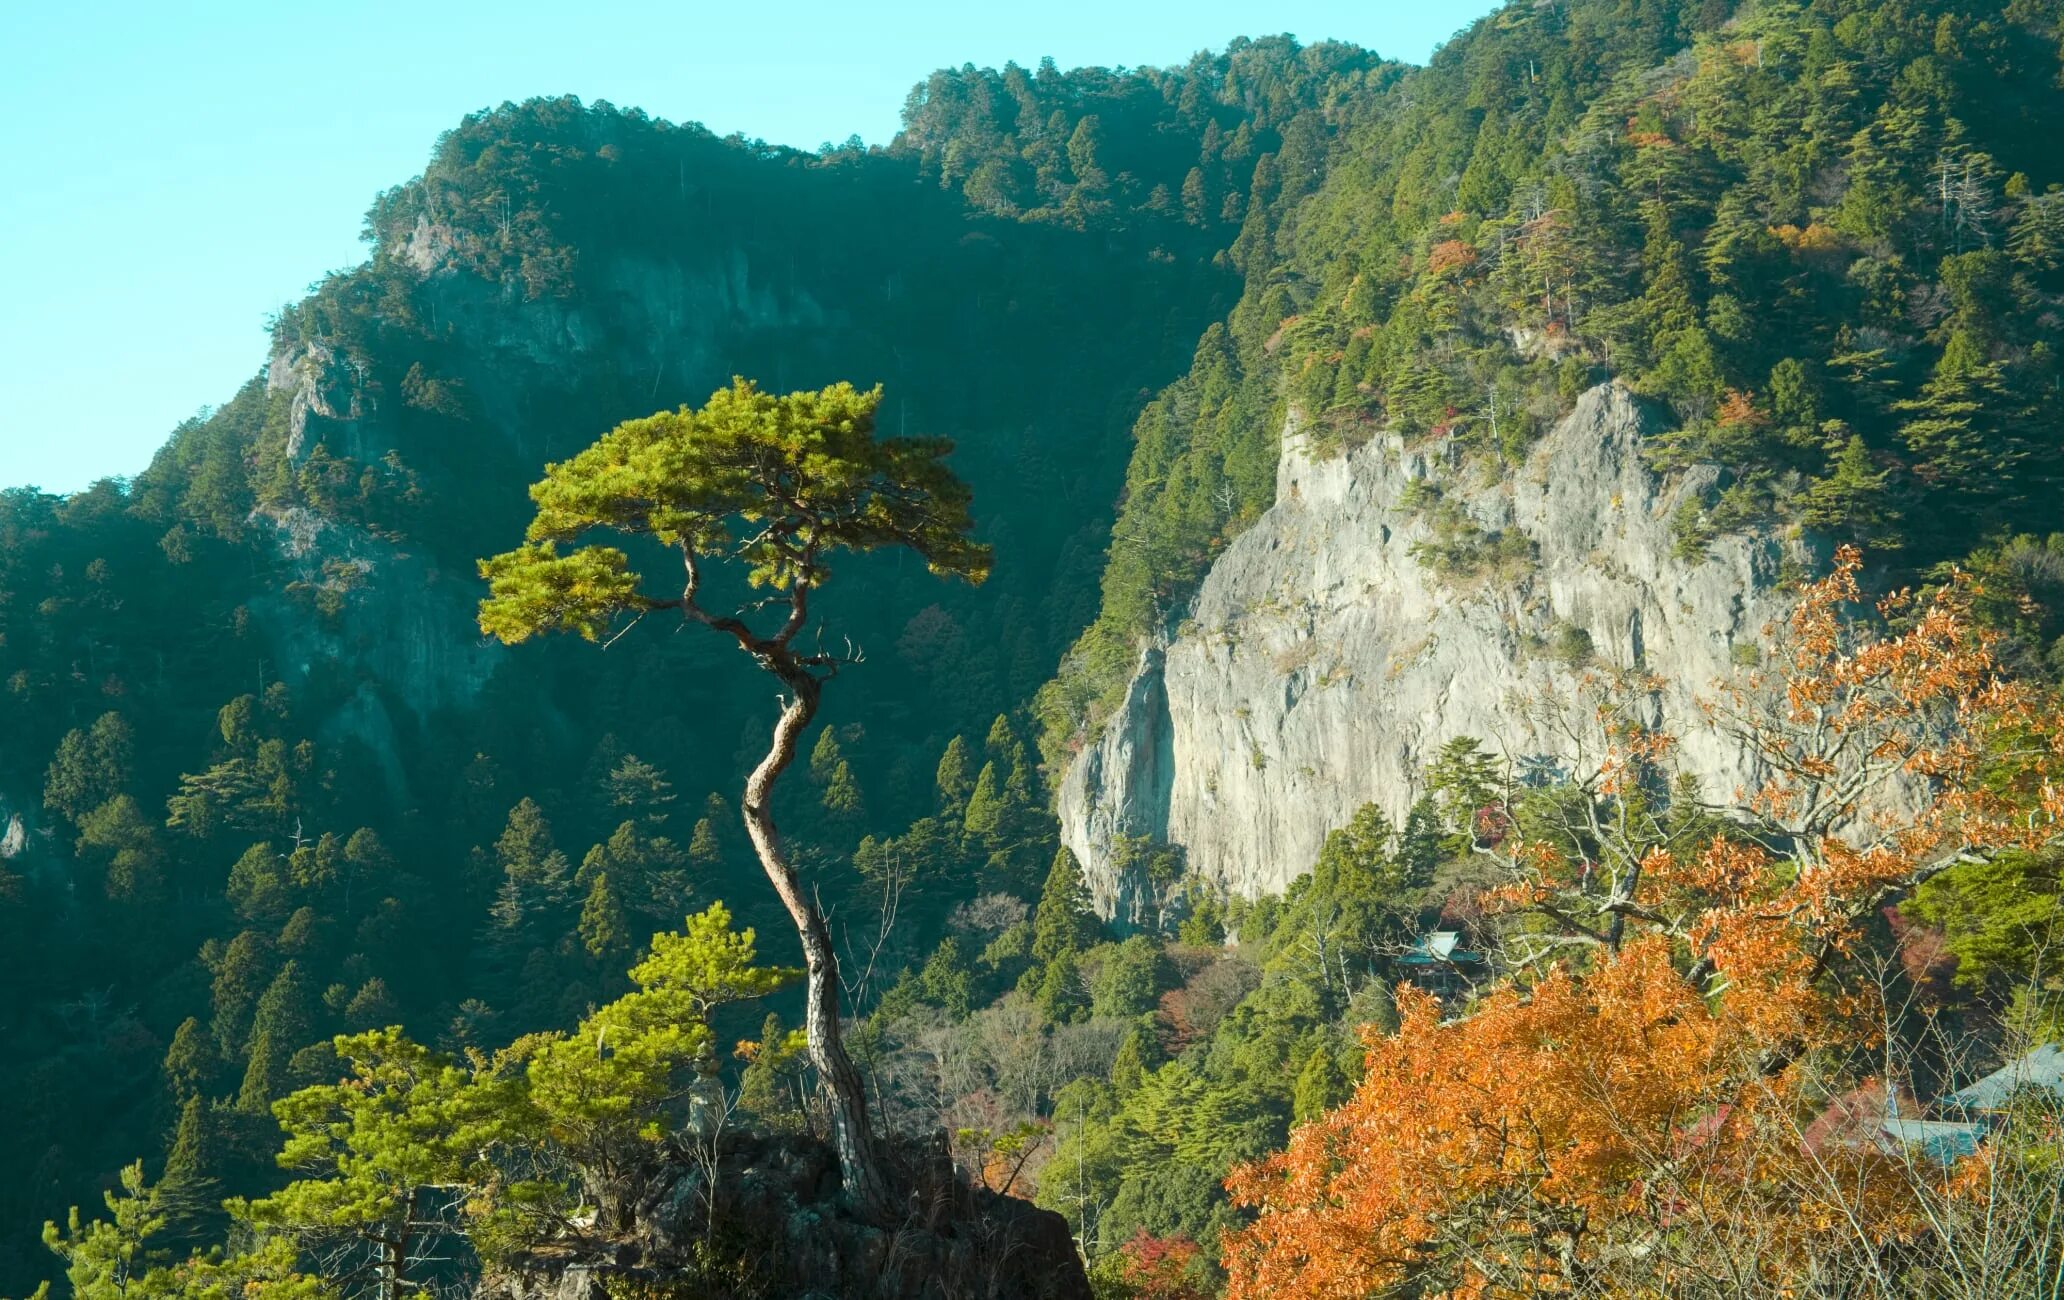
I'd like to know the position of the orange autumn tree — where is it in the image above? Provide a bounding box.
[1224,548,2064,1298]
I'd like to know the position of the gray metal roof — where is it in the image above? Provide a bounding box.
[1941,1044,2064,1113]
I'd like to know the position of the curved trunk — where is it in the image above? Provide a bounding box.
[740,678,895,1223]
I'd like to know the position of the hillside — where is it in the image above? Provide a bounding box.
[6,2,2064,1298]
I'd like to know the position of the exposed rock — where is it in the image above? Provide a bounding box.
[1,812,24,861]
[1061,383,1807,919]
[479,1131,1090,1300]
[266,340,364,463]
[246,504,501,740]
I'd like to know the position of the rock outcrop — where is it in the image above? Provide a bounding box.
[479,1131,1091,1300]
[1060,383,1806,919]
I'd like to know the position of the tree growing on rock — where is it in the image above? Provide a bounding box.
[478,378,989,1220]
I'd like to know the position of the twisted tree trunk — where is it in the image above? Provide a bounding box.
[738,670,894,1224]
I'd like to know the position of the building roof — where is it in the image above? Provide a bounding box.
[1940,1044,2064,1113]
[1880,1118,1986,1164]
[1398,930,1486,966]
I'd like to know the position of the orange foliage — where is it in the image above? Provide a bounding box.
[1223,549,2064,1298]
[1428,239,1479,277]
[1772,221,1843,254]
[1714,387,1767,429]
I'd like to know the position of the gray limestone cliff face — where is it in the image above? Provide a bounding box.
[1060,383,1802,919]
[251,230,831,771]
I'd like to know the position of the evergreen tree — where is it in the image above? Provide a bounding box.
[808,728,844,788]
[340,827,394,915]
[74,795,163,904]
[1802,433,1902,548]
[163,1016,220,1102]
[1292,1044,1350,1124]
[737,1012,805,1132]
[603,754,675,826]
[1397,797,1443,890]
[226,842,291,926]
[209,930,274,1056]
[686,814,723,869]
[343,978,398,1031]
[1036,949,1088,1022]
[156,1096,226,1249]
[238,961,313,1114]
[821,759,866,829]
[1032,847,1098,965]
[961,761,1005,845]
[43,712,133,823]
[934,735,975,819]
[578,870,631,964]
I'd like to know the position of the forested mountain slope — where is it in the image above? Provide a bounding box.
[6,2,2064,1297]
[1039,0,2064,772]
[0,44,1351,1290]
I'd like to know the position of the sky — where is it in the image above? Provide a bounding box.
[0,1,1496,494]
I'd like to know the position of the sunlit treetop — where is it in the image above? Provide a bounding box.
[478,379,991,646]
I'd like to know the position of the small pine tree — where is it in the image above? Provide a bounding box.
[1032,847,1098,964]
[934,736,975,819]
[821,759,866,829]
[237,961,311,1113]
[961,762,1005,845]
[578,870,631,962]
[1802,433,1902,548]
[1035,950,1087,1023]
[808,728,844,788]
[342,978,398,1031]
[156,1096,226,1248]
[163,1016,219,1101]
[687,815,723,868]
[1397,798,1443,890]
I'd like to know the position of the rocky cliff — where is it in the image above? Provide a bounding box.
[1060,383,1807,920]
[479,1131,1090,1300]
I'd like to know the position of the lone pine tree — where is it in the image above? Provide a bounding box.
[479,377,989,1220]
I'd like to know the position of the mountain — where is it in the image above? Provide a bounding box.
[6,2,2064,1297]
[0,48,1352,1289]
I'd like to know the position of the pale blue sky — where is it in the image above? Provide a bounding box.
[0,1,1495,494]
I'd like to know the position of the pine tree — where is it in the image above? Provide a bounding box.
[1893,330,2035,541]
[237,961,312,1113]
[343,978,398,1031]
[1111,1029,1151,1094]
[340,827,394,916]
[737,1012,805,1132]
[961,762,1005,845]
[163,1016,219,1102]
[75,794,163,904]
[209,930,274,1055]
[496,798,571,899]
[43,712,132,823]
[1802,433,1902,548]
[583,820,691,927]
[226,842,291,925]
[934,735,975,819]
[821,759,865,829]
[578,870,631,963]
[155,1096,225,1249]
[1032,847,1097,965]
[604,755,675,826]
[1036,949,1088,1022]
[1397,797,1443,890]
[808,728,844,788]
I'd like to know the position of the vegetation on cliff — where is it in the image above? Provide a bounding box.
[5,1,2064,1296]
